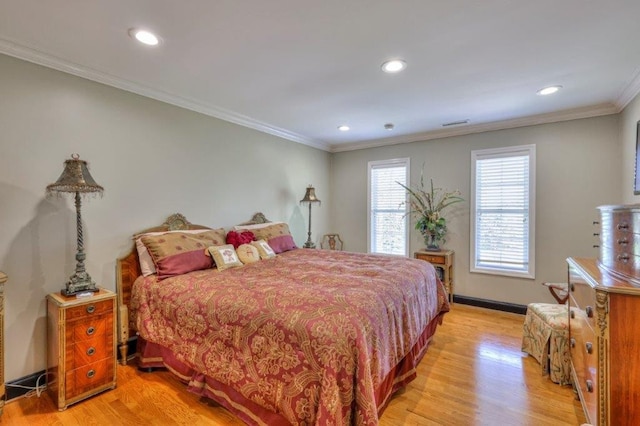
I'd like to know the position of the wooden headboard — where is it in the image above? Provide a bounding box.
[115,212,271,364]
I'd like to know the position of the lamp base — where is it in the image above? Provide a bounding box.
[303,241,316,249]
[61,272,99,297]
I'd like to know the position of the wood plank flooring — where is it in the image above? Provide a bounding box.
[3,304,586,425]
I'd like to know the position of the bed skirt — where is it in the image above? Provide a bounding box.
[136,312,445,425]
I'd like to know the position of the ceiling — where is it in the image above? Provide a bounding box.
[1,1,640,152]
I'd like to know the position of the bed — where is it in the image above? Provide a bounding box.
[116,213,449,425]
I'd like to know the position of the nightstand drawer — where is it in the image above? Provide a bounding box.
[65,357,114,399]
[66,333,114,370]
[66,299,113,320]
[66,315,109,343]
[415,253,445,264]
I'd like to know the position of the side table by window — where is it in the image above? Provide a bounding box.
[414,250,454,303]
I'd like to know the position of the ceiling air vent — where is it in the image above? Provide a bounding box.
[442,119,469,127]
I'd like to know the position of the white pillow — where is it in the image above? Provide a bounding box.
[135,229,212,276]
[233,221,284,231]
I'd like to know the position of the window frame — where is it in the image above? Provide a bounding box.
[470,145,536,279]
[367,158,410,256]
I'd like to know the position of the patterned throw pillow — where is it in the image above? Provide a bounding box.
[207,244,243,271]
[140,229,226,279]
[251,239,276,259]
[236,243,260,264]
[250,223,297,253]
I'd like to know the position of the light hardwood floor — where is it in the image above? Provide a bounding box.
[3,304,586,425]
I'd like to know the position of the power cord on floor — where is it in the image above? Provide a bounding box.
[5,372,50,399]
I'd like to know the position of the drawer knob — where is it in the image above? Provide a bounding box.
[593,221,600,225]
[570,310,575,319]
[570,338,576,348]
[617,253,630,263]
[87,346,96,356]
[586,380,594,393]
[585,306,593,318]
[86,305,96,314]
[593,233,600,237]
[618,223,630,231]
[586,342,593,354]
[570,283,575,292]
[618,238,629,246]
[86,326,96,336]
[86,369,96,379]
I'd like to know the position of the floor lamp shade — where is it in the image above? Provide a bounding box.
[300,185,321,249]
[46,154,103,296]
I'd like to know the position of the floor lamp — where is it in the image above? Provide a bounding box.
[46,154,103,296]
[300,185,321,249]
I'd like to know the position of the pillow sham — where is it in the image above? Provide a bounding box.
[233,221,284,231]
[207,244,243,271]
[135,229,216,277]
[236,243,260,264]
[250,222,297,253]
[251,239,276,259]
[140,229,226,279]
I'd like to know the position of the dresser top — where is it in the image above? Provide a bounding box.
[568,257,640,295]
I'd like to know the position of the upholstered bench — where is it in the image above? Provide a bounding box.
[521,303,571,385]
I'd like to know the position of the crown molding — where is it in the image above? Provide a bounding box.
[615,65,640,110]
[0,38,331,152]
[330,103,619,153]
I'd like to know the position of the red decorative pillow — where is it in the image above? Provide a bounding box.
[226,230,255,249]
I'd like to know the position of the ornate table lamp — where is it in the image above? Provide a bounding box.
[300,185,321,248]
[46,154,103,296]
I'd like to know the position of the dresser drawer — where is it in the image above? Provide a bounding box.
[65,357,114,399]
[570,274,596,331]
[569,310,598,424]
[66,299,113,321]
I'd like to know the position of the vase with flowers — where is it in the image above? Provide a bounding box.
[399,174,463,251]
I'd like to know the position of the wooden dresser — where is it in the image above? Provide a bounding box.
[0,272,6,417]
[415,250,454,302]
[568,257,640,425]
[47,288,117,410]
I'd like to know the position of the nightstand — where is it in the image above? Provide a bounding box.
[414,250,454,303]
[47,288,117,410]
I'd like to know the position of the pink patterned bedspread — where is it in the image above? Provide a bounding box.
[131,249,449,425]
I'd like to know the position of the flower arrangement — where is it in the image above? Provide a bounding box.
[399,174,464,251]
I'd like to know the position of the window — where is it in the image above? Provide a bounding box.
[368,158,409,256]
[471,145,536,278]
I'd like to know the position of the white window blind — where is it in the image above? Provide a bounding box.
[471,145,535,278]
[368,159,409,256]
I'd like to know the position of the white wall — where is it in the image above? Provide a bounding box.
[0,54,330,381]
[621,92,640,203]
[331,116,621,305]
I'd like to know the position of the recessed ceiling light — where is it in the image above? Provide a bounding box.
[384,123,395,130]
[129,28,160,46]
[537,85,562,96]
[338,125,350,132]
[381,59,407,73]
